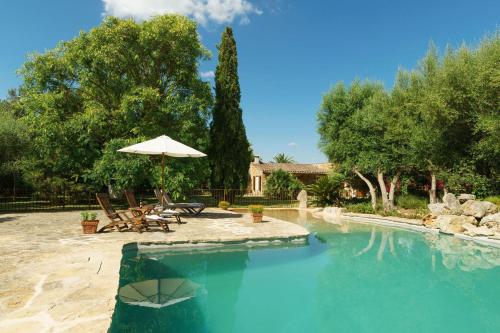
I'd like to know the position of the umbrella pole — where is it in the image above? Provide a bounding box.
[161,154,165,206]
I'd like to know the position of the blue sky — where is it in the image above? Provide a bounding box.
[1,0,498,163]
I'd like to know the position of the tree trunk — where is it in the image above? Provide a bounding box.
[429,172,437,204]
[388,172,400,209]
[353,168,377,210]
[377,169,390,210]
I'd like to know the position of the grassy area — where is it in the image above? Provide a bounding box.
[342,195,429,219]
[484,195,500,205]
[395,194,428,210]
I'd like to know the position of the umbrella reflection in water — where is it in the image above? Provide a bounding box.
[119,278,201,308]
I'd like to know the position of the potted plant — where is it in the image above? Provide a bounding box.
[81,211,99,234]
[218,201,230,210]
[248,205,264,223]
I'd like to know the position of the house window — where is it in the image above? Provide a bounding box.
[253,176,261,192]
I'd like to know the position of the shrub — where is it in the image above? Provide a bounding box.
[306,172,345,207]
[396,194,428,210]
[89,212,97,220]
[248,205,264,214]
[484,196,500,205]
[343,201,375,214]
[80,212,89,221]
[218,201,230,209]
[439,162,496,198]
[264,169,303,198]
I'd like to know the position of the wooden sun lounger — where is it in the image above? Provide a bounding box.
[125,190,183,226]
[154,189,205,215]
[96,193,146,233]
[128,207,171,232]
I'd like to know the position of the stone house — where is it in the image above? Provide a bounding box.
[248,156,333,194]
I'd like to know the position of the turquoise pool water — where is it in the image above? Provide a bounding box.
[109,210,500,333]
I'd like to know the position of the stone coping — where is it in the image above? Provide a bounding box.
[0,208,308,332]
[342,212,422,225]
[340,214,436,234]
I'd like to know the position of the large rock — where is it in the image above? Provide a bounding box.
[297,190,308,209]
[422,214,438,229]
[480,212,500,230]
[458,193,476,203]
[461,200,498,218]
[428,203,450,215]
[436,215,477,234]
[428,203,462,216]
[443,193,460,209]
[463,223,495,237]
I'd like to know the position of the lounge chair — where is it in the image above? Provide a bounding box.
[125,190,183,225]
[124,190,157,213]
[127,207,171,232]
[96,193,146,233]
[154,189,205,215]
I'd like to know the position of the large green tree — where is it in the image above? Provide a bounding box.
[319,32,500,207]
[393,35,499,199]
[208,27,252,189]
[17,15,212,195]
[318,81,399,209]
[0,94,28,190]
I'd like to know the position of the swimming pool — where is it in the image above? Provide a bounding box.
[109,210,500,333]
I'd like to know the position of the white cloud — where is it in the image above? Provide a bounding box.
[200,70,215,79]
[102,0,262,25]
[288,142,297,147]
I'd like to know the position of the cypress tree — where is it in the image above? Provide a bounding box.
[208,27,252,189]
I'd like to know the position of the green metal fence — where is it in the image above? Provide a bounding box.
[0,188,299,212]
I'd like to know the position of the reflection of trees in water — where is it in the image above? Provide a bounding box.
[312,228,500,332]
[424,233,500,272]
[355,228,396,261]
[313,228,500,332]
[110,247,249,333]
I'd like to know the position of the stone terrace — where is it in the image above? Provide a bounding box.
[0,209,308,332]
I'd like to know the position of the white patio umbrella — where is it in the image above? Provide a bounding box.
[117,135,206,203]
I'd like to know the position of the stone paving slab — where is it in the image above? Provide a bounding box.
[0,209,308,332]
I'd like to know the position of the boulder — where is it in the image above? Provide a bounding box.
[489,233,500,241]
[473,226,495,237]
[479,212,500,230]
[484,201,499,215]
[462,223,495,237]
[458,193,476,203]
[422,214,438,229]
[461,200,498,218]
[436,215,477,234]
[428,203,462,216]
[297,190,308,209]
[443,193,460,209]
[428,203,450,215]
